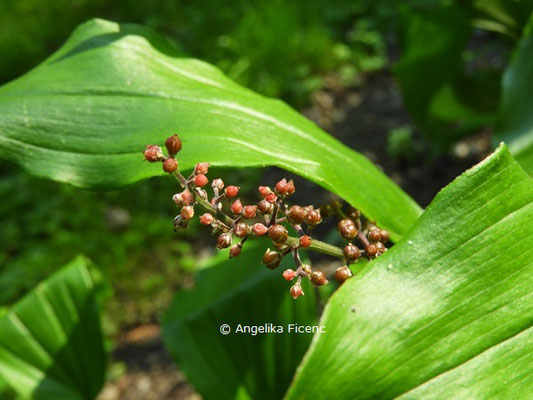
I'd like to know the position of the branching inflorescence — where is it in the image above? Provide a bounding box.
[144,134,391,299]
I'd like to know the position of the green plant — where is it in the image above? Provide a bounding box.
[0,18,531,400]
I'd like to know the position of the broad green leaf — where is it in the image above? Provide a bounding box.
[286,144,533,399]
[0,18,421,240]
[395,3,470,125]
[162,240,317,400]
[494,12,533,175]
[467,0,533,38]
[0,256,106,400]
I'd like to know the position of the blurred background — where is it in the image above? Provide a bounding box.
[0,0,531,398]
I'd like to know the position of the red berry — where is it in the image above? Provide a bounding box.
[282,269,296,281]
[225,185,239,198]
[299,235,312,248]
[194,162,209,175]
[242,205,257,219]
[163,158,178,173]
[368,229,382,242]
[194,174,208,187]
[200,213,214,225]
[365,244,378,257]
[252,223,268,236]
[165,134,182,155]
[144,145,164,162]
[290,284,304,299]
[231,199,243,215]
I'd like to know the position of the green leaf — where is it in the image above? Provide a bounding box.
[0,256,106,400]
[286,144,533,399]
[0,18,421,240]
[494,12,533,175]
[162,240,318,400]
[395,3,470,125]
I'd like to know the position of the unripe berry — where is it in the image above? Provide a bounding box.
[268,224,288,244]
[252,223,268,236]
[163,158,178,173]
[311,271,328,286]
[282,269,296,281]
[258,186,272,198]
[368,229,382,242]
[165,134,182,155]
[212,178,224,191]
[231,199,243,215]
[229,244,242,258]
[258,199,274,214]
[173,215,189,231]
[287,205,307,224]
[200,213,215,225]
[265,192,277,203]
[334,266,352,284]
[194,162,209,175]
[301,264,312,275]
[304,209,322,226]
[180,206,194,220]
[380,229,390,242]
[347,206,360,220]
[234,222,249,238]
[375,241,386,254]
[343,243,361,262]
[144,145,164,162]
[337,219,358,240]
[262,248,281,269]
[290,284,304,299]
[217,232,232,249]
[181,190,194,206]
[225,185,239,198]
[365,243,378,257]
[286,179,295,195]
[299,235,311,248]
[242,205,257,219]
[275,178,288,195]
[194,174,208,187]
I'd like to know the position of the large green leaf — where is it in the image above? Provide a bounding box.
[286,144,532,399]
[494,13,533,175]
[0,18,421,240]
[0,256,106,400]
[162,240,317,400]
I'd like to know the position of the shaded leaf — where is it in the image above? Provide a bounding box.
[287,144,533,399]
[0,18,421,240]
[162,240,318,400]
[0,256,106,400]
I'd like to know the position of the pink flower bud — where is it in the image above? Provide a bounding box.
[282,269,296,281]
[229,244,242,258]
[299,235,312,248]
[216,232,232,249]
[225,185,239,198]
[290,284,304,299]
[194,162,209,175]
[181,190,194,206]
[258,186,271,198]
[231,199,243,215]
[242,205,257,219]
[144,145,164,162]
[211,178,224,190]
[275,178,288,195]
[181,206,195,220]
[265,192,277,203]
[162,158,178,173]
[199,213,215,225]
[172,193,183,206]
[252,223,268,236]
[165,134,182,156]
[195,174,208,187]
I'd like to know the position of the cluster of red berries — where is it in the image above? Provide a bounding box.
[144,134,390,300]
